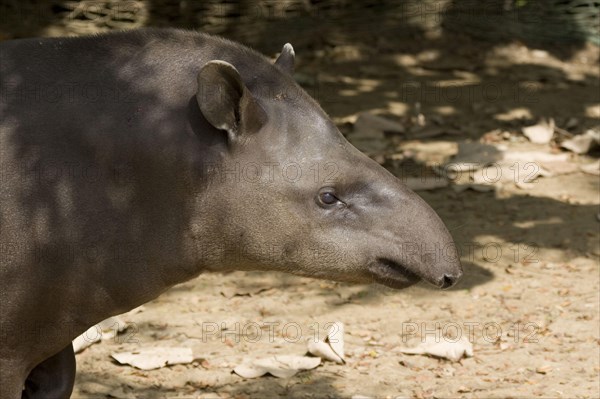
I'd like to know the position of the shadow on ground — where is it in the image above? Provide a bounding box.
[76,367,341,398]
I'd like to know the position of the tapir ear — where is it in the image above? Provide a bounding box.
[196,60,266,140]
[274,43,295,75]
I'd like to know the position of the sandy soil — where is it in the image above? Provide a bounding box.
[3,3,599,398]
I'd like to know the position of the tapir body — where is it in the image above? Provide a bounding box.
[0,29,462,398]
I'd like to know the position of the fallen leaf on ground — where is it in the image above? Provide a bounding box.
[73,316,128,353]
[502,151,570,163]
[111,347,194,370]
[233,355,321,378]
[328,322,345,361]
[398,336,473,362]
[443,145,569,173]
[307,321,345,363]
[522,118,554,144]
[352,112,404,138]
[348,112,404,152]
[538,161,579,175]
[580,160,600,176]
[444,148,573,189]
[472,162,551,187]
[561,129,600,154]
[446,142,503,171]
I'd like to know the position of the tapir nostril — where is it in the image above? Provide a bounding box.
[440,274,458,289]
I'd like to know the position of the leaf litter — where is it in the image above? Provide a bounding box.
[233,321,345,378]
[522,118,555,144]
[111,347,195,370]
[398,335,474,362]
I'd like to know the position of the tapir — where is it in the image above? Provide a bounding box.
[0,28,462,398]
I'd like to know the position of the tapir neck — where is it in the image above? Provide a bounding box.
[0,29,267,338]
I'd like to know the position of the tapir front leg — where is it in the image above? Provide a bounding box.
[22,345,76,399]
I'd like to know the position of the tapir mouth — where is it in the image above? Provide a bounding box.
[367,258,422,289]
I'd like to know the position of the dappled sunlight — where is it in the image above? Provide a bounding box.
[494,107,534,121]
[585,103,600,118]
[513,216,564,228]
[431,105,457,115]
[2,1,599,398]
[386,101,411,116]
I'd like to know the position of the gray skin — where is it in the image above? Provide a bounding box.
[0,29,462,398]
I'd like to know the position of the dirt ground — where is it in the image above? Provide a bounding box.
[3,2,599,398]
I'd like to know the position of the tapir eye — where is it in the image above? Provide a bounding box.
[320,192,337,204]
[317,189,341,207]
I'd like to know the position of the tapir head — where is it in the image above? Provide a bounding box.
[194,44,462,290]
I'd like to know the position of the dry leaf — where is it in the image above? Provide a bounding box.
[561,129,600,154]
[328,322,345,361]
[73,316,128,353]
[580,160,600,176]
[472,162,552,187]
[73,327,102,354]
[398,336,473,362]
[111,347,194,370]
[446,142,503,171]
[538,161,579,175]
[348,113,403,153]
[353,112,404,138]
[307,340,343,363]
[522,118,555,144]
[306,321,345,363]
[444,150,572,189]
[233,355,321,378]
[502,151,569,163]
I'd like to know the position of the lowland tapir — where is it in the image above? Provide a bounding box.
[0,28,462,398]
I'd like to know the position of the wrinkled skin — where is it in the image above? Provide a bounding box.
[0,29,461,398]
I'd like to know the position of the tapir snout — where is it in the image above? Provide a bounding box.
[344,166,463,291]
[376,183,463,289]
